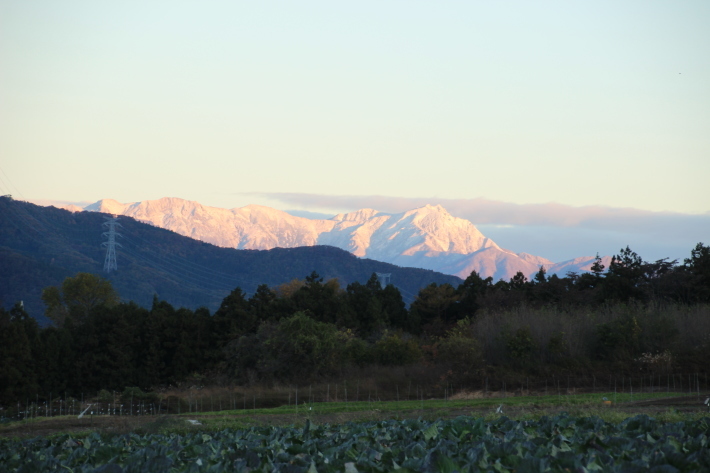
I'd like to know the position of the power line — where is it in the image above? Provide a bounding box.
[0,197,53,245]
[119,234,258,291]
[118,245,236,301]
[396,286,420,302]
[0,163,28,201]
[116,235,248,293]
[119,230,262,285]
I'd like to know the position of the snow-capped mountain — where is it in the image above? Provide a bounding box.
[82,197,610,281]
[85,198,333,249]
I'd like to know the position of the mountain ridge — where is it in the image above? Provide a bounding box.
[80,197,611,281]
[0,197,462,322]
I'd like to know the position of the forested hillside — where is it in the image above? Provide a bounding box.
[0,196,462,324]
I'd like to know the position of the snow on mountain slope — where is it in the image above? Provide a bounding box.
[84,198,131,215]
[319,204,495,261]
[435,247,553,283]
[546,255,614,276]
[58,204,85,213]
[87,197,335,249]
[83,197,606,281]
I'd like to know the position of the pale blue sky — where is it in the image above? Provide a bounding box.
[1,1,708,261]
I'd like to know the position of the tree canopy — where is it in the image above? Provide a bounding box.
[41,272,119,326]
[1,243,709,405]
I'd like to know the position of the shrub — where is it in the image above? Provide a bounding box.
[545,331,569,364]
[120,386,158,404]
[342,335,372,367]
[227,312,353,382]
[435,318,484,381]
[504,326,536,361]
[374,333,422,366]
[640,314,679,355]
[595,314,641,363]
[97,389,114,404]
[437,336,483,382]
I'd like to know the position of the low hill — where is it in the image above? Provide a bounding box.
[0,197,462,324]
[82,197,611,280]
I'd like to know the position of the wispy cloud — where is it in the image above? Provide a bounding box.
[244,192,708,262]
[248,192,709,237]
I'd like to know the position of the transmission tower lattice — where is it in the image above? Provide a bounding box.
[102,216,122,272]
[375,272,391,289]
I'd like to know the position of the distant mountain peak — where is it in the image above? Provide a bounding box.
[84,198,129,214]
[422,203,447,212]
[404,203,450,218]
[80,197,607,281]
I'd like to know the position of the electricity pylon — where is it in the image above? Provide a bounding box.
[375,272,391,289]
[102,216,122,272]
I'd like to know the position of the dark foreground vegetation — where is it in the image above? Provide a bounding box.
[1,242,708,411]
[2,414,709,472]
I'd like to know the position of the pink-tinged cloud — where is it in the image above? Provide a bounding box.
[247,192,709,239]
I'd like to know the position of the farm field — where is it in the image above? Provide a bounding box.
[1,392,709,472]
[1,390,706,438]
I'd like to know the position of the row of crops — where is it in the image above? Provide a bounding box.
[2,414,709,472]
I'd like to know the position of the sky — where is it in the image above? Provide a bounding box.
[1,1,708,263]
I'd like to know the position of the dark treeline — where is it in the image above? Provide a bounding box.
[1,243,709,406]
